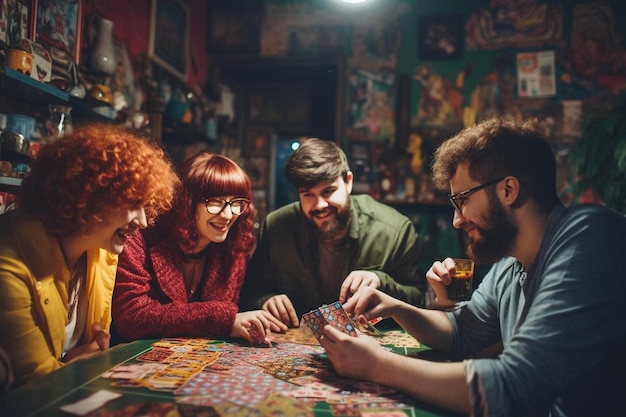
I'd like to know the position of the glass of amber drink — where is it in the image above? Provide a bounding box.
[447,258,475,301]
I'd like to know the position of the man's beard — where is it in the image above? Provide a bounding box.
[311,200,351,241]
[465,197,517,264]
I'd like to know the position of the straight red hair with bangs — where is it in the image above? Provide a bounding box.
[185,152,253,202]
[160,152,256,256]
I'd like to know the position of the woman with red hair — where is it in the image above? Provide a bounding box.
[0,122,179,388]
[112,152,286,345]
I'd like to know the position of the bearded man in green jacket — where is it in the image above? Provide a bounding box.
[240,138,426,327]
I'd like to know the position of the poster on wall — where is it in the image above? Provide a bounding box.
[346,69,396,143]
[517,50,556,98]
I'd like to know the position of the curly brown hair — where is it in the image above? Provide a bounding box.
[159,151,256,256]
[19,122,180,238]
[431,117,560,211]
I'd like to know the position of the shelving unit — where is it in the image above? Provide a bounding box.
[0,66,116,199]
[0,68,57,197]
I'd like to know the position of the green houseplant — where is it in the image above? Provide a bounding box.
[569,91,626,214]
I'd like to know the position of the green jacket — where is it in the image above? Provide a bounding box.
[240,194,425,316]
[0,210,117,387]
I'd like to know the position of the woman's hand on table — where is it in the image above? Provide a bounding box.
[231,310,288,345]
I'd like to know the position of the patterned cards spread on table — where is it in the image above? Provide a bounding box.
[301,301,357,342]
[95,337,418,415]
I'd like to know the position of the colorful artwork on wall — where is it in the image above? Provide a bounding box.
[465,0,565,50]
[411,63,464,129]
[346,69,396,143]
[34,0,81,63]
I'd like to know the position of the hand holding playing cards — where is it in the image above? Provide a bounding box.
[338,270,381,304]
[231,310,288,345]
[261,294,300,328]
[319,324,388,381]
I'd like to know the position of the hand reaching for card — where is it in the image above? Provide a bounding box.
[338,270,381,304]
[342,286,400,322]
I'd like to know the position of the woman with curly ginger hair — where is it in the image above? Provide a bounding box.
[0,122,179,388]
[113,152,286,346]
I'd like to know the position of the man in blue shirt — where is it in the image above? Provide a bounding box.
[320,118,625,416]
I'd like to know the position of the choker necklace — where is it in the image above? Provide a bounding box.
[183,246,209,262]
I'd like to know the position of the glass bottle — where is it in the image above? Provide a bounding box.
[47,105,73,140]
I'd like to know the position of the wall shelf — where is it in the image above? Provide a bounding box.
[0,65,116,122]
[0,67,68,105]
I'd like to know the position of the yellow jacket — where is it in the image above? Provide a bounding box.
[0,210,117,387]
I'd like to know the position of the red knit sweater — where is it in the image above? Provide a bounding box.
[112,229,246,340]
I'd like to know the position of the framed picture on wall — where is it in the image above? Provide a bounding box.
[417,14,464,60]
[148,0,189,81]
[33,0,81,74]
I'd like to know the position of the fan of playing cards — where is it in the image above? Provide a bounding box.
[302,301,383,342]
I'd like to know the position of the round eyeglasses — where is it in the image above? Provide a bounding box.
[204,198,251,215]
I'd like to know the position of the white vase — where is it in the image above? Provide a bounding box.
[89,18,116,75]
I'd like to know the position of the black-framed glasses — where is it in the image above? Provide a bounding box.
[448,177,505,212]
[204,198,251,215]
